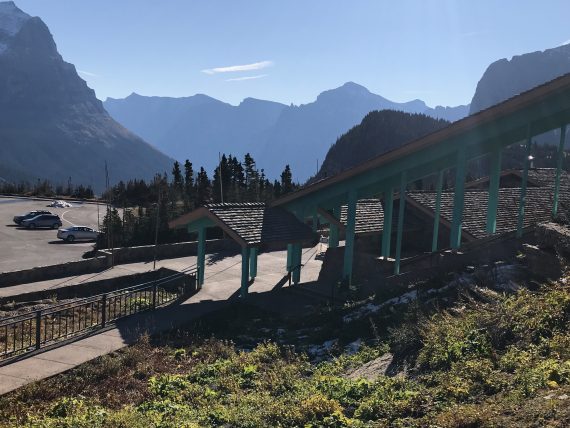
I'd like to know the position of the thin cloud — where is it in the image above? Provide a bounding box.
[225,74,268,82]
[77,69,100,78]
[202,60,273,75]
[560,39,570,46]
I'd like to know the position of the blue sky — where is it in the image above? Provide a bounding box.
[14,0,570,107]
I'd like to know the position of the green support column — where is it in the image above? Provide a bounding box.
[197,227,206,287]
[286,243,293,272]
[342,190,357,283]
[240,246,250,298]
[450,145,467,249]
[312,212,318,233]
[394,172,407,275]
[249,247,258,279]
[381,188,394,258]
[329,206,340,248]
[517,134,532,237]
[292,243,302,284]
[553,125,567,218]
[431,170,444,252]
[486,147,502,234]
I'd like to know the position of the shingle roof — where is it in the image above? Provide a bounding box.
[205,202,314,246]
[339,199,384,234]
[408,183,570,239]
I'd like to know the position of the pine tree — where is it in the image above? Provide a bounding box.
[184,159,195,210]
[280,164,293,195]
[196,167,212,206]
[172,161,184,191]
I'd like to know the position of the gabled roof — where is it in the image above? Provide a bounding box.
[408,184,570,240]
[169,202,314,247]
[318,199,384,235]
[465,168,570,190]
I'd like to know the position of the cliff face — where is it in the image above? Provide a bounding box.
[0,2,173,191]
[470,44,570,114]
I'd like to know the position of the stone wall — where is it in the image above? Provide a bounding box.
[97,239,240,265]
[0,256,111,288]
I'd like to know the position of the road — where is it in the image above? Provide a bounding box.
[0,197,104,273]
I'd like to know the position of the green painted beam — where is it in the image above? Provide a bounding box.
[249,247,258,279]
[286,243,293,272]
[394,172,407,275]
[329,206,340,248]
[197,227,206,287]
[450,145,467,249]
[240,246,250,298]
[342,189,357,283]
[517,132,533,237]
[431,170,444,252]
[486,147,502,234]
[553,124,567,217]
[186,217,215,234]
[381,188,394,258]
[292,243,302,284]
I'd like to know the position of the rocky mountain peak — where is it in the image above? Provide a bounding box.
[0,1,30,53]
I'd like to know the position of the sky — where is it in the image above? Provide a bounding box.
[13,0,570,108]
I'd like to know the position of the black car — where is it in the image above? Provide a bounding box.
[13,210,52,225]
[21,214,62,229]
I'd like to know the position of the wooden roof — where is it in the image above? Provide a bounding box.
[169,202,314,247]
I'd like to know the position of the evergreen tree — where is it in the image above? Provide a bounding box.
[196,167,212,206]
[172,161,184,191]
[184,159,194,207]
[280,164,293,195]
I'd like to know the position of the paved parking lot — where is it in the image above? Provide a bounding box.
[0,197,104,273]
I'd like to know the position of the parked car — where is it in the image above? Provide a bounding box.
[57,226,100,242]
[13,210,52,225]
[47,200,72,208]
[21,214,62,229]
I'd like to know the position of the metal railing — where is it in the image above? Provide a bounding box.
[0,268,198,362]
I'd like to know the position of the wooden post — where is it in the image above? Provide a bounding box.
[450,145,467,249]
[517,132,532,237]
[394,172,407,275]
[241,246,250,298]
[249,247,258,279]
[292,243,302,284]
[553,125,567,218]
[286,243,293,273]
[329,206,340,248]
[381,188,394,258]
[486,147,502,234]
[432,170,444,252]
[197,227,206,287]
[342,190,357,284]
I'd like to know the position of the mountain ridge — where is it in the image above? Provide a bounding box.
[0,1,174,192]
[104,83,469,181]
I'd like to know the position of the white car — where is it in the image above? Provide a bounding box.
[57,226,100,242]
[48,200,73,208]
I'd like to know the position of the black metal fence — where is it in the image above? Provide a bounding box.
[0,268,197,362]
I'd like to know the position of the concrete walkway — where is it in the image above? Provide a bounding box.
[0,245,324,395]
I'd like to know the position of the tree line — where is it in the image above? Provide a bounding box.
[97,153,297,249]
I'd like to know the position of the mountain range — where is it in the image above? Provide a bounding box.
[104,83,469,182]
[0,1,174,192]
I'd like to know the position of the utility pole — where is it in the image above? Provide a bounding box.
[105,161,114,268]
[153,187,161,270]
[218,152,224,204]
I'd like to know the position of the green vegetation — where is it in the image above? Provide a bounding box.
[1,280,569,427]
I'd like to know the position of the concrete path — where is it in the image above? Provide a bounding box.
[0,245,324,395]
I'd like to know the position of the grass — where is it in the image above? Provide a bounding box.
[0,273,569,426]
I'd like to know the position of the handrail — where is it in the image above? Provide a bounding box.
[0,267,198,362]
